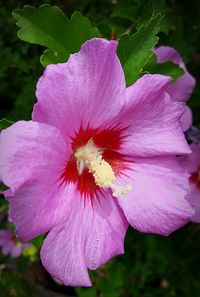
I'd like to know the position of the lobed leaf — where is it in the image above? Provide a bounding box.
[117,13,163,86]
[111,0,141,21]
[0,118,14,131]
[12,5,99,66]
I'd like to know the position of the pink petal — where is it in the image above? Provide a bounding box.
[2,241,14,256]
[118,74,190,157]
[153,46,196,102]
[0,121,72,240]
[178,143,200,173]
[153,46,183,65]
[33,38,126,138]
[167,74,196,103]
[41,189,128,286]
[10,243,23,257]
[115,157,194,235]
[178,144,200,223]
[185,184,200,223]
[0,229,13,246]
[180,106,192,132]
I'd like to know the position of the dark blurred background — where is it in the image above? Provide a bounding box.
[0,1,200,296]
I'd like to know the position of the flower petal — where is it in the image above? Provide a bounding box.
[116,157,194,235]
[153,46,183,65]
[33,38,126,138]
[10,243,22,257]
[178,144,200,223]
[0,229,13,246]
[180,106,192,132]
[118,74,190,157]
[41,189,128,286]
[2,241,14,256]
[167,72,196,103]
[187,185,200,223]
[153,46,196,102]
[0,121,71,240]
[178,143,200,173]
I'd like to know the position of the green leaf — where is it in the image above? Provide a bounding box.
[111,0,141,21]
[30,234,45,249]
[12,5,99,66]
[139,0,175,35]
[66,11,99,52]
[117,13,163,86]
[75,287,97,297]
[143,53,184,82]
[40,48,69,67]
[0,118,14,131]
[0,183,7,192]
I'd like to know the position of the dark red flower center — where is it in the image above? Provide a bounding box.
[60,125,129,202]
[190,168,200,190]
[12,235,17,243]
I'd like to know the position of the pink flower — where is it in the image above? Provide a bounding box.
[180,106,193,132]
[153,46,196,131]
[0,229,26,257]
[0,39,194,286]
[185,126,200,144]
[179,144,200,223]
[153,46,196,102]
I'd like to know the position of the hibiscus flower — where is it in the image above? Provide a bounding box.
[0,229,27,257]
[179,143,200,223]
[153,46,196,132]
[0,38,194,286]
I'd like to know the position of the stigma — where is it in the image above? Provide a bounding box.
[74,139,132,198]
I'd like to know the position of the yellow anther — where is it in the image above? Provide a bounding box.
[75,140,116,188]
[87,155,116,188]
[74,139,132,197]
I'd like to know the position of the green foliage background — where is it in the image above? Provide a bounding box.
[0,0,200,296]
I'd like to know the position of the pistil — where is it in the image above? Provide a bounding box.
[75,139,132,198]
